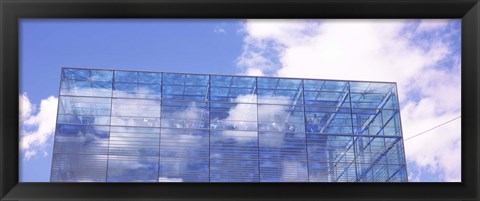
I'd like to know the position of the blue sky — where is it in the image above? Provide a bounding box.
[19,19,461,182]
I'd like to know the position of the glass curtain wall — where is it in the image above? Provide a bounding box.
[51,67,407,182]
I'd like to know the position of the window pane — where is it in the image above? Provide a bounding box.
[61,80,112,97]
[115,71,138,83]
[159,157,209,182]
[159,129,209,182]
[53,124,109,155]
[91,70,113,82]
[62,68,90,81]
[51,153,107,182]
[59,96,111,116]
[163,73,184,85]
[259,132,308,182]
[112,98,160,118]
[139,72,162,84]
[210,130,259,182]
[185,74,208,86]
[107,155,159,182]
[109,126,160,156]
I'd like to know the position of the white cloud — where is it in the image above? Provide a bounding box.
[19,93,58,160]
[416,19,450,33]
[237,19,461,182]
[20,93,34,121]
[244,68,264,76]
[214,26,227,35]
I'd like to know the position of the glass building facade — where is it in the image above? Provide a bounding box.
[51,67,407,182]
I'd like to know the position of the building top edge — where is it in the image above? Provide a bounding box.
[60,66,398,85]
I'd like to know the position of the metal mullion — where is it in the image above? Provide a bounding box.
[357,137,401,180]
[352,82,371,108]
[345,81,360,182]
[226,76,233,99]
[273,78,280,97]
[181,76,187,100]
[105,70,115,182]
[301,79,310,182]
[319,87,350,133]
[50,68,68,181]
[357,110,399,149]
[356,91,394,135]
[255,77,260,182]
[208,75,211,182]
[287,82,304,119]
[334,159,355,181]
[158,73,163,182]
[313,80,326,102]
[373,110,399,136]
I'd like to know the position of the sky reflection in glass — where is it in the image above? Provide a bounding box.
[51,67,407,182]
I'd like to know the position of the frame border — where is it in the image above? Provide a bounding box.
[1,0,479,200]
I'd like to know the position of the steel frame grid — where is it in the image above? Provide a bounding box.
[50,67,407,182]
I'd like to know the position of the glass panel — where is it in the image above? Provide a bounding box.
[59,96,111,116]
[91,70,113,82]
[308,162,356,182]
[159,129,209,182]
[108,126,160,156]
[210,130,259,182]
[160,129,209,158]
[138,84,162,99]
[257,77,301,90]
[61,80,112,97]
[382,93,399,110]
[51,153,107,182]
[185,74,208,86]
[110,98,160,127]
[210,76,256,103]
[161,101,209,129]
[259,132,308,182]
[185,86,207,96]
[352,109,400,136]
[231,76,256,88]
[115,71,138,83]
[112,98,160,118]
[57,114,110,125]
[159,157,209,182]
[163,73,185,85]
[355,136,403,166]
[349,82,396,109]
[209,89,256,103]
[53,124,109,155]
[113,83,137,97]
[304,107,353,134]
[139,72,162,84]
[307,134,356,182]
[355,163,405,182]
[257,89,302,105]
[62,68,90,81]
[107,155,159,182]
[211,75,232,87]
[210,102,257,131]
[257,104,305,133]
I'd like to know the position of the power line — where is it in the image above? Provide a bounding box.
[404,116,461,142]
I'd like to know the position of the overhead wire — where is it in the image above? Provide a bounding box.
[403,116,461,142]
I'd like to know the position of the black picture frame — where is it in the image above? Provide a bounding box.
[1,0,478,200]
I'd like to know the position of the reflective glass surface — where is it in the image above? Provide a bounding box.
[51,68,407,182]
